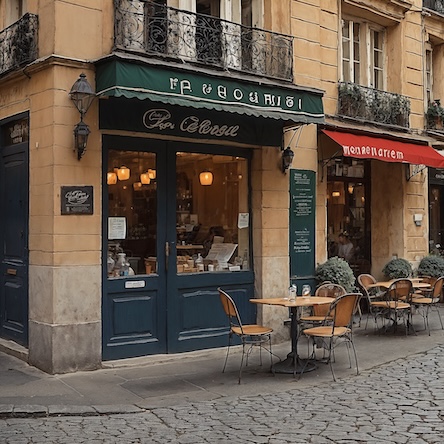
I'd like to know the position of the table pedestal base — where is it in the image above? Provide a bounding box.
[272,353,316,374]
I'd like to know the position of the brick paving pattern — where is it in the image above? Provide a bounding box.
[1,346,444,443]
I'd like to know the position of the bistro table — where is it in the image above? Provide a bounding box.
[367,280,431,290]
[250,296,332,374]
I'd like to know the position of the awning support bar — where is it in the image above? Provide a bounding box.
[406,164,427,181]
[318,150,341,182]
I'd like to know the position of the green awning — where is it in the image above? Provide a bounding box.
[95,58,324,124]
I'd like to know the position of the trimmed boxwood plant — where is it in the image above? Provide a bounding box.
[417,255,444,278]
[382,258,413,279]
[315,256,356,292]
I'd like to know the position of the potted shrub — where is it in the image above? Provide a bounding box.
[382,258,413,279]
[417,255,444,278]
[426,99,444,129]
[315,256,356,292]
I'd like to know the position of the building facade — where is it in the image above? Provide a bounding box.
[1,0,444,373]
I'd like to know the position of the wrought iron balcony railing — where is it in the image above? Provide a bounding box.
[423,0,444,14]
[338,82,411,128]
[0,13,38,77]
[114,0,293,81]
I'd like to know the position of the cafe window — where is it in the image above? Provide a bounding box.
[326,157,371,274]
[106,150,250,277]
[176,153,249,272]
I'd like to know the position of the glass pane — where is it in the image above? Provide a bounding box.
[352,22,360,45]
[176,153,249,273]
[241,0,252,27]
[342,20,350,39]
[342,40,350,61]
[107,150,157,277]
[342,60,350,82]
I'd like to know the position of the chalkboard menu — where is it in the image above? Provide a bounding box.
[290,169,316,288]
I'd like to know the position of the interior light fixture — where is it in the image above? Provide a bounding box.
[133,182,143,191]
[148,169,156,180]
[199,171,213,186]
[117,166,130,181]
[69,73,95,160]
[348,184,354,194]
[107,172,118,185]
[140,172,151,184]
[332,191,341,197]
[281,147,294,173]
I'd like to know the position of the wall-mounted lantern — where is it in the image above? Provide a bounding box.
[69,73,95,160]
[281,147,294,173]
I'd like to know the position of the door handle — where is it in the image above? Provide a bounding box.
[165,241,170,271]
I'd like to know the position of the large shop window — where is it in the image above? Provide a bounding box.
[326,157,371,275]
[106,150,250,277]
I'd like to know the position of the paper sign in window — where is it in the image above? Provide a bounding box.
[238,213,249,229]
[108,217,127,240]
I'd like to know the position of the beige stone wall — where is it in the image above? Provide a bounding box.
[27,64,102,373]
[252,145,290,340]
[252,124,320,341]
[0,55,102,372]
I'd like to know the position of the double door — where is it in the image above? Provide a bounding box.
[102,135,255,360]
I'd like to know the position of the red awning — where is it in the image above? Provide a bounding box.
[322,129,444,168]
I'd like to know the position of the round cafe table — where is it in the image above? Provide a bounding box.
[367,280,431,290]
[250,296,332,374]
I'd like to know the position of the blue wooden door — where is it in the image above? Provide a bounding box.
[102,136,255,360]
[0,116,29,345]
[102,137,169,359]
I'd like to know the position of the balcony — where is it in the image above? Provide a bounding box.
[338,82,411,128]
[0,13,38,77]
[423,0,444,14]
[114,0,293,81]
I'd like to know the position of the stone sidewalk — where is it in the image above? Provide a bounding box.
[1,345,444,443]
[1,308,444,420]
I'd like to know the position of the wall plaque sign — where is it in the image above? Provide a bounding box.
[61,186,93,215]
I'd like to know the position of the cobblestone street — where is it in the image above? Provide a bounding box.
[2,346,444,443]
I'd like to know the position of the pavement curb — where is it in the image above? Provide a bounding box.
[0,404,146,419]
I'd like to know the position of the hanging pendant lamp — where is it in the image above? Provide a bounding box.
[199,171,213,186]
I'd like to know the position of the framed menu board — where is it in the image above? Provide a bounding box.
[289,169,316,288]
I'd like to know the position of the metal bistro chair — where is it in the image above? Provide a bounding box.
[218,288,278,383]
[412,276,444,335]
[299,282,346,328]
[302,293,362,381]
[357,273,386,330]
[373,279,414,335]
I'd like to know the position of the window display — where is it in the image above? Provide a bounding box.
[106,149,250,277]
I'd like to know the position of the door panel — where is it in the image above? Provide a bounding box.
[0,140,29,345]
[102,137,167,359]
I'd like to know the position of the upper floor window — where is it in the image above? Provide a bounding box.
[341,18,385,90]
[5,0,26,27]
[425,43,433,106]
[196,0,220,16]
[424,40,444,129]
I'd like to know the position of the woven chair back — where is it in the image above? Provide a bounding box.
[432,276,444,300]
[387,279,413,302]
[331,293,361,328]
[314,283,346,316]
[219,289,243,332]
[357,274,377,290]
